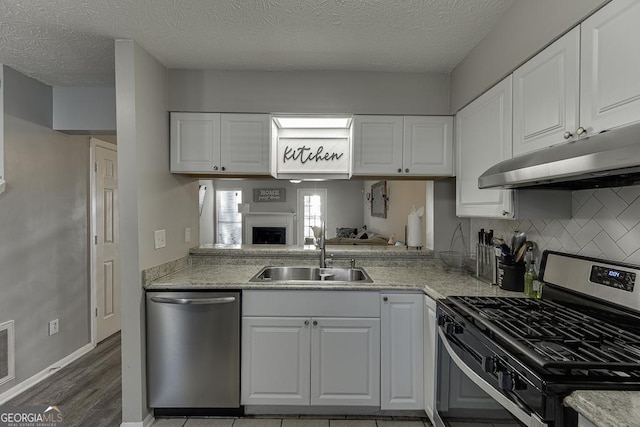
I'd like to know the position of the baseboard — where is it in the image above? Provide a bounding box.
[120,412,154,427]
[0,342,95,405]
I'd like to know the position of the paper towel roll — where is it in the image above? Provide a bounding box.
[407,213,422,247]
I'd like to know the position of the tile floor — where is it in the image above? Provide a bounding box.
[152,417,521,427]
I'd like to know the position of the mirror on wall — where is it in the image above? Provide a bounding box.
[370,181,387,218]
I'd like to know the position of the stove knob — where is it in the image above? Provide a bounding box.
[497,371,515,391]
[445,323,463,335]
[481,356,496,373]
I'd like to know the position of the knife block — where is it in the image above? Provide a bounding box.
[476,244,498,284]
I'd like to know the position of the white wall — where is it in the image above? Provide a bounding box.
[0,113,91,395]
[450,0,608,113]
[116,39,199,424]
[168,70,450,115]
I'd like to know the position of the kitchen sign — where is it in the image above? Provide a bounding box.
[276,138,350,175]
[253,188,286,202]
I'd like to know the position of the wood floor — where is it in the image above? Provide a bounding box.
[7,332,122,427]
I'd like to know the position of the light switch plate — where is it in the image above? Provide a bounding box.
[154,229,166,249]
[185,227,191,243]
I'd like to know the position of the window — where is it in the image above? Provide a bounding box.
[297,189,327,244]
[216,190,242,244]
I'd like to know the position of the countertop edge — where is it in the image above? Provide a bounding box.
[564,390,640,427]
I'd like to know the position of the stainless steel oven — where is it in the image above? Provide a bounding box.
[434,251,640,427]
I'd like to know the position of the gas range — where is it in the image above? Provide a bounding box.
[436,251,640,427]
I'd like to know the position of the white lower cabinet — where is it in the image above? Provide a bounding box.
[311,317,380,406]
[423,295,437,422]
[241,317,311,405]
[380,293,424,410]
[241,290,381,407]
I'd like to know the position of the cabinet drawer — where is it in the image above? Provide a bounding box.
[243,290,380,317]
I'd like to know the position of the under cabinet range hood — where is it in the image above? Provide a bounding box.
[478,122,640,190]
[271,114,353,180]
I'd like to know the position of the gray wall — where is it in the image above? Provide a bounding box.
[449,0,609,113]
[4,65,52,128]
[116,40,199,424]
[169,70,450,115]
[0,113,91,395]
[52,86,116,134]
[212,179,365,243]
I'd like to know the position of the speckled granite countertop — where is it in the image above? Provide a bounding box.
[146,264,518,300]
[564,390,640,427]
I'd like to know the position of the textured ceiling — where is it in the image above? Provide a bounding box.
[0,0,515,87]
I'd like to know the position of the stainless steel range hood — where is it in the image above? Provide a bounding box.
[478,122,640,190]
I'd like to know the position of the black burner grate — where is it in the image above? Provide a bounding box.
[449,296,640,370]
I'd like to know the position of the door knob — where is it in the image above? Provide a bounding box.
[312,320,318,327]
[304,320,309,326]
[405,168,409,173]
[563,131,573,140]
[576,126,586,136]
[221,166,226,171]
[213,166,219,170]
[397,168,402,173]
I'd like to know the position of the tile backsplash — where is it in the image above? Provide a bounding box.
[470,185,640,265]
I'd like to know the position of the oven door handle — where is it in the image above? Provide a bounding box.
[438,327,548,427]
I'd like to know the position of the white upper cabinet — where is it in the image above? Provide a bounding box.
[513,27,580,156]
[403,116,454,176]
[352,115,453,177]
[170,112,221,173]
[220,114,271,174]
[580,0,640,135]
[352,115,404,175]
[456,76,513,218]
[170,112,271,174]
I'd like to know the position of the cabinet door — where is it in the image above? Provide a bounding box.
[241,317,311,405]
[581,0,640,135]
[513,27,580,156]
[170,112,221,173]
[220,113,271,174]
[352,115,403,176]
[423,296,437,423]
[380,294,424,410]
[456,76,514,218]
[310,317,380,406]
[403,116,454,176]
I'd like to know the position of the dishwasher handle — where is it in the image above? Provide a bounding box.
[150,296,236,305]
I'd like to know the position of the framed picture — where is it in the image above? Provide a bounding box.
[371,181,387,218]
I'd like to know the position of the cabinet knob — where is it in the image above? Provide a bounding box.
[576,126,587,136]
[563,131,573,140]
[397,168,402,173]
[304,320,309,326]
[405,168,409,173]
[383,296,388,302]
[221,166,226,171]
[312,320,318,327]
[502,210,509,216]
[213,166,219,171]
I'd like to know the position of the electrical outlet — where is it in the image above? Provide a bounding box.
[154,229,166,249]
[48,319,59,336]
[185,227,192,243]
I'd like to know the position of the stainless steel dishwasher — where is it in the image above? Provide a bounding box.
[146,291,240,409]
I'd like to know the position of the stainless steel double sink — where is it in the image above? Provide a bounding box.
[249,266,372,283]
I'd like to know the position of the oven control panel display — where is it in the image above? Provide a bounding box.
[590,265,636,292]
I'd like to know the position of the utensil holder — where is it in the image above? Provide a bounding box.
[476,243,498,284]
[498,261,525,291]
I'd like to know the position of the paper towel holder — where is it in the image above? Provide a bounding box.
[371,181,388,218]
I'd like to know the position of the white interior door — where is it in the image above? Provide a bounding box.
[92,139,121,342]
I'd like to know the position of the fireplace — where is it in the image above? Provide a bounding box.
[244,212,294,245]
[252,227,286,244]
